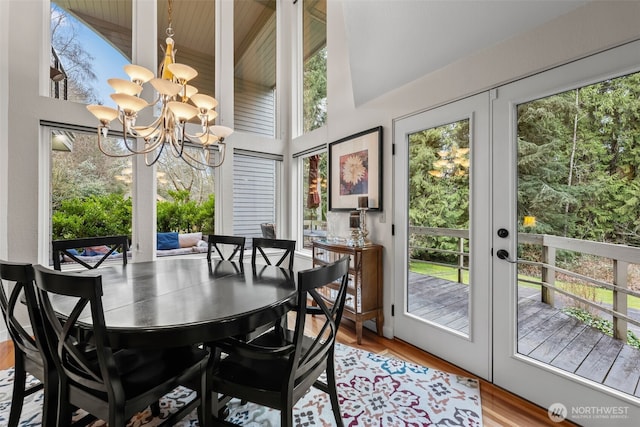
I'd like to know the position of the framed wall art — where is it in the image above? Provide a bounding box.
[328,126,383,211]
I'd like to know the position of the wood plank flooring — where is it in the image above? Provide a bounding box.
[408,272,640,398]
[1,318,576,427]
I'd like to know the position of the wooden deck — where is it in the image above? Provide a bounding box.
[408,272,640,397]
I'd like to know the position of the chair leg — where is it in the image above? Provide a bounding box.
[8,356,27,427]
[326,358,344,427]
[151,401,161,417]
[197,359,213,427]
[41,370,60,427]
[56,379,73,427]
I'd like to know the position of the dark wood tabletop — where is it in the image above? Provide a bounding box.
[50,258,297,349]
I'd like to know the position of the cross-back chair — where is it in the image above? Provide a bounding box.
[211,256,351,426]
[52,235,129,270]
[207,234,246,263]
[251,237,296,271]
[0,260,58,427]
[32,265,213,427]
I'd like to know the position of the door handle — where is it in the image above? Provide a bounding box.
[497,249,509,259]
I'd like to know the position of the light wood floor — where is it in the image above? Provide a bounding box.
[1,317,575,427]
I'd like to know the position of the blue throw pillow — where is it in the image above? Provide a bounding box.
[157,232,180,250]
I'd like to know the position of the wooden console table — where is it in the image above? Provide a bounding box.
[312,240,383,344]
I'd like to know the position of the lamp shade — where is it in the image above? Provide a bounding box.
[108,78,143,96]
[87,105,119,123]
[150,78,182,97]
[209,125,234,139]
[191,94,218,111]
[181,85,198,100]
[168,101,198,121]
[124,64,154,84]
[111,93,148,113]
[167,63,198,82]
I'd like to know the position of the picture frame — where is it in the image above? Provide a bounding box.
[328,126,383,211]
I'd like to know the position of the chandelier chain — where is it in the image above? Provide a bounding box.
[166,0,174,38]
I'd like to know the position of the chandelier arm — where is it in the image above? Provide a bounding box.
[176,153,209,171]
[117,116,166,155]
[144,141,167,167]
[179,142,226,169]
[96,129,136,158]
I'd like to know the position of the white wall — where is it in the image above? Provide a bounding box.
[296,0,640,338]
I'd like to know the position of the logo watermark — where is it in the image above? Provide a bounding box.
[548,403,629,423]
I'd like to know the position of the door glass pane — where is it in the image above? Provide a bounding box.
[516,72,640,397]
[408,119,471,336]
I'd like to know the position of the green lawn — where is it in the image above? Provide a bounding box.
[409,261,640,310]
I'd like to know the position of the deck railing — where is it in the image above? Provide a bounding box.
[409,226,640,340]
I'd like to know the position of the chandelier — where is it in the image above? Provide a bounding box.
[86,0,232,170]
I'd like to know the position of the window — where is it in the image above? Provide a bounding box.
[50,127,133,248]
[301,151,327,248]
[234,0,276,137]
[50,1,130,103]
[302,0,327,134]
[233,152,280,248]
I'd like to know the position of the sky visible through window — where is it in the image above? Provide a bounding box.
[54,5,128,108]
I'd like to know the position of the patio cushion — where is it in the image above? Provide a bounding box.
[179,232,202,248]
[157,232,180,250]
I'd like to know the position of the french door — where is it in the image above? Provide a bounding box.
[492,41,640,424]
[393,92,491,380]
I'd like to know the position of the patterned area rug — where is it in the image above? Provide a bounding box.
[0,343,482,426]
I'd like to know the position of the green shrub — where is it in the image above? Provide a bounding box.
[52,191,215,239]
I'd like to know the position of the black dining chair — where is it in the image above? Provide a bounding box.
[0,260,58,427]
[52,235,129,270]
[32,264,213,427]
[251,237,296,271]
[211,256,351,427]
[207,234,246,263]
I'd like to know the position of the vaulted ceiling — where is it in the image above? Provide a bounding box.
[54,0,591,105]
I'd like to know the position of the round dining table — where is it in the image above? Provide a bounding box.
[50,257,297,349]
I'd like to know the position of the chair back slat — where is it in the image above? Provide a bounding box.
[207,235,245,263]
[52,235,129,270]
[251,237,296,270]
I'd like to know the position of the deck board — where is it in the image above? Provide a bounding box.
[407,271,640,397]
